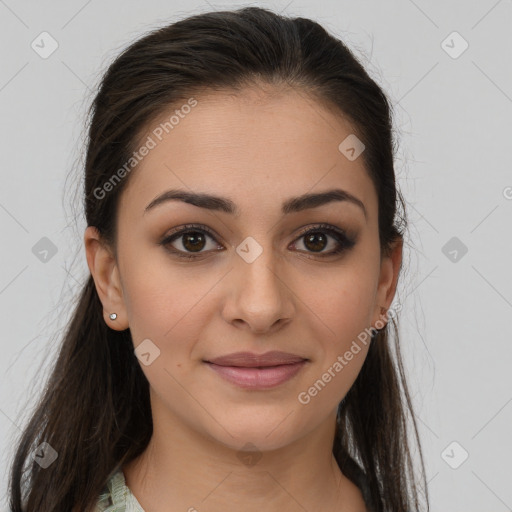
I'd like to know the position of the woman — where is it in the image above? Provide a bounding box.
[7,6,429,512]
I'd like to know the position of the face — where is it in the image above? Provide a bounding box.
[86,86,401,452]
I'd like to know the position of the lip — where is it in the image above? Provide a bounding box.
[204,361,308,389]
[203,351,309,390]
[205,350,308,367]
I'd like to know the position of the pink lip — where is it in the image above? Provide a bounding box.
[205,350,307,367]
[204,362,308,389]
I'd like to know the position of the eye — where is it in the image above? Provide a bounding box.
[159,223,356,260]
[159,224,223,260]
[290,223,356,258]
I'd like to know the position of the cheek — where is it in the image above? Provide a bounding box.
[125,283,202,344]
[120,250,217,357]
[295,257,377,399]
[119,237,185,323]
[295,280,374,412]
[305,265,377,343]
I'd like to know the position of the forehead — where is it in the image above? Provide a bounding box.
[119,87,377,222]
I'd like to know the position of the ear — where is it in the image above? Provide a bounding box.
[372,236,403,331]
[84,226,129,331]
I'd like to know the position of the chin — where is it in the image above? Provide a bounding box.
[201,410,310,454]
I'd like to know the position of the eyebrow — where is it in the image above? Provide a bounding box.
[144,188,367,219]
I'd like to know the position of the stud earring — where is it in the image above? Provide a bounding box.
[109,313,117,320]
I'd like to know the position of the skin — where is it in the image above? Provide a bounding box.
[84,84,402,512]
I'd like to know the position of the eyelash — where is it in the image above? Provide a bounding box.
[159,223,356,260]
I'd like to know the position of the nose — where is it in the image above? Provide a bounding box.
[221,247,295,335]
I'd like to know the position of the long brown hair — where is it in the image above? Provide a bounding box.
[7,6,429,511]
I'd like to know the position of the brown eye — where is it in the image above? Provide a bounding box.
[291,223,356,257]
[160,224,223,259]
[303,232,328,252]
[159,223,356,261]
[180,231,207,252]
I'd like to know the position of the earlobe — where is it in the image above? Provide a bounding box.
[83,226,129,330]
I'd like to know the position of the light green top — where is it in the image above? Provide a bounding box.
[96,468,145,512]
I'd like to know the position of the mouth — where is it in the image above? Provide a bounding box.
[203,351,309,389]
[204,350,308,367]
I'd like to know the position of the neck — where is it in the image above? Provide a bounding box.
[123,395,364,512]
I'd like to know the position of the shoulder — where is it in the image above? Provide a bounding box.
[71,469,122,512]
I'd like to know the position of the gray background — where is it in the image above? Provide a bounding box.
[1,0,511,510]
